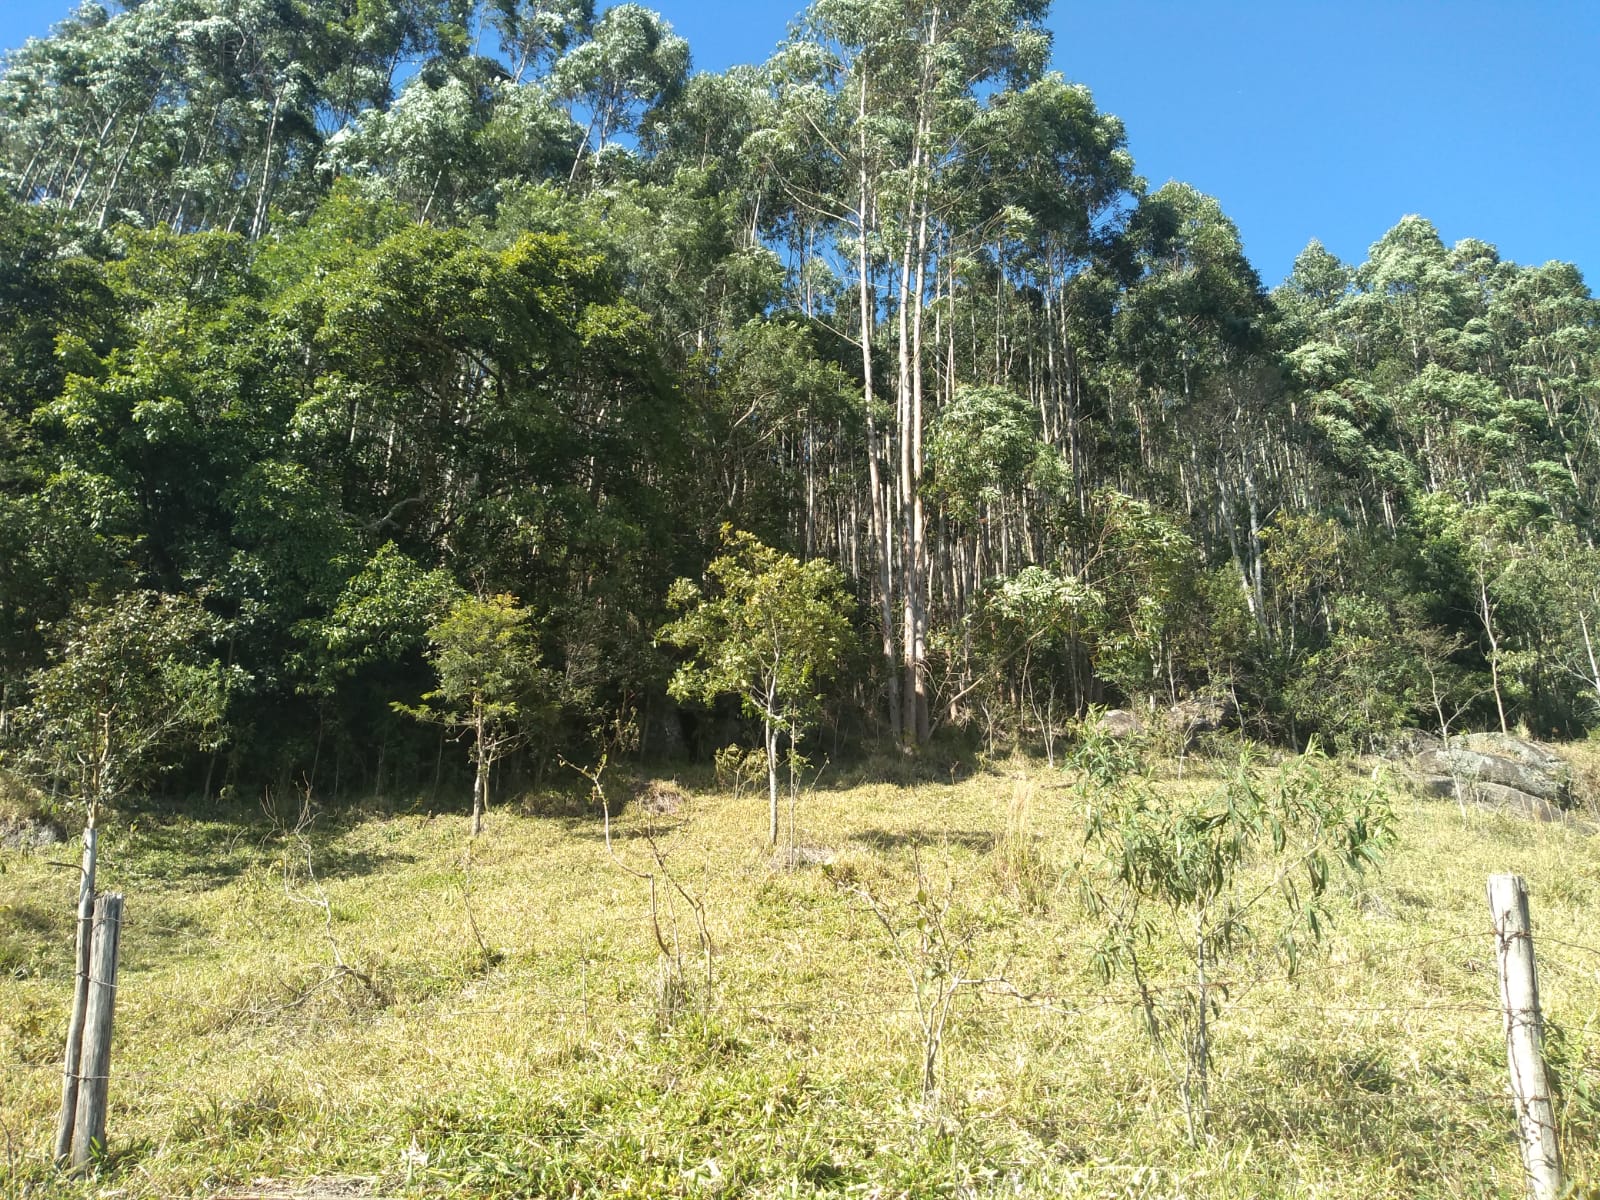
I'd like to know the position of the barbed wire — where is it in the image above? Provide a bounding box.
[1537,934,1600,960]
[10,856,1598,1186]
[83,919,1570,1038]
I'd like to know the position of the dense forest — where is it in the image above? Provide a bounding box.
[3,0,1599,810]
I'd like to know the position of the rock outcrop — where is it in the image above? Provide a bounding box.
[1166,695,1235,741]
[1097,709,1145,739]
[1405,732,1573,820]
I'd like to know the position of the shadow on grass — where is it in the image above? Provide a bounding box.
[1219,1047,1507,1190]
[849,828,997,853]
[559,817,680,846]
[105,799,419,892]
[0,898,70,974]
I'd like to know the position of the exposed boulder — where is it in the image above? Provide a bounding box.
[1454,733,1568,777]
[1382,728,1444,760]
[0,814,65,851]
[1414,746,1569,806]
[1166,695,1235,739]
[1404,774,1457,799]
[1406,732,1580,823]
[1098,709,1146,739]
[1464,782,1562,822]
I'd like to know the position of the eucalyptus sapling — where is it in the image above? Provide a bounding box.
[853,853,1007,1110]
[1074,724,1392,1143]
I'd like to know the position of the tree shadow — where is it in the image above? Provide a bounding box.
[0,898,69,974]
[559,815,680,845]
[107,804,418,892]
[849,828,997,853]
[111,817,275,889]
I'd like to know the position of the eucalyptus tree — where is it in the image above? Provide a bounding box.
[966,564,1092,755]
[940,73,1138,490]
[762,0,1060,743]
[1275,240,1352,344]
[552,3,688,181]
[1346,215,1475,374]
[0,0,476,235]
[1279,220,1592,553]
[326,38,586,222]
[486,0,594,84]
[697,317,856,548]
[924,383,1062,648]
[1485,259,1600,519]
[1109,183,1289,636]
[0,0,168,226]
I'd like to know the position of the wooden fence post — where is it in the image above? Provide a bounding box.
[69,891,123,1171]
[1487,873,1563,1200]
[52,825,97,1165]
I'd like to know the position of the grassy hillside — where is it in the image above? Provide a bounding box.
[2,753,1597,1198]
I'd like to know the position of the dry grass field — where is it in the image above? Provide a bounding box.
[1,748,1597,1198]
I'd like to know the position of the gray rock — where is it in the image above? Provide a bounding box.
[1166,696,1235,736]
[1383,729,1444,759]
[1098,709,1146,739]
[1402,773,1457,799]
[0,816,65,851]
[1413,747,1569,805]
[1465,782,1562,822]
[648,709,687,758]
[1454,733,1567,776]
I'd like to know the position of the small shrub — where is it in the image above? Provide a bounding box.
[1074,734,1394,1143]
[713,743,764,800]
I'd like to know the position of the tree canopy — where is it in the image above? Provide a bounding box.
[3,0,1600,811]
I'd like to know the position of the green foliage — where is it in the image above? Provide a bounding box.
[8,592,238,815]
[1083,490,1207,700]
[397,593,553,831]
[401,594,549,747]
[1075,729,1393,1139]
[552,3,689,166]
[309,544,464,688]
[661,530,853,735]
[661,530,853,841]
[0,0,1598,796]
[926,385,1045,524]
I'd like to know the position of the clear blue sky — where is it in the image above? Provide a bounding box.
[4,0,1596,289]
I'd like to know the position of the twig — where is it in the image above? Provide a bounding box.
[270,785,383,1003]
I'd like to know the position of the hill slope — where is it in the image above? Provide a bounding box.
[2,759,1597,1197]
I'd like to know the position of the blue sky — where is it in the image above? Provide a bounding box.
[3,0,1596,289]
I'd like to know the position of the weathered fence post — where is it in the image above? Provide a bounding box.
[69,891,123,1171]
[52,825,97,1165]
[1486,873,1563,1200]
